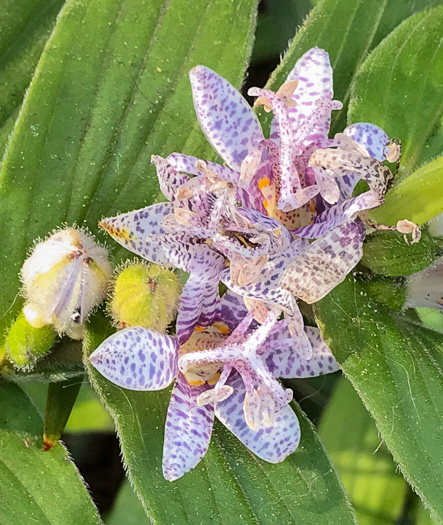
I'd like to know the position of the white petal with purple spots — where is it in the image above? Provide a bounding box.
[163,374,214,481]
[343,123,389,161]
[281,218,365,303]
[264,326,340,378]
[89,327,178,391]
[190,65,264,170]
[215,372,300,462]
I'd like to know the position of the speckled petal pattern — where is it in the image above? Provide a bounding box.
[343,123,389,161]
[151,155,189,201]
[215,372,300,462]
[264,326,340,378]
[163,374,214,481]
[190,65,264,170]
[281,218,365,303]
[295,190,380,239]
[89,327,178,390]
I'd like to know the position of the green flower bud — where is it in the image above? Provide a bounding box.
[5,313,57,369]
[21,227,112,339]
[110,262,181,331]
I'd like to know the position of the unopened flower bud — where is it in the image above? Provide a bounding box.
[21,227,112,339]
[5,313,57,369]
[110,262,181,331]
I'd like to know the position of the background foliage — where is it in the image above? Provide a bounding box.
[0,0,442,523]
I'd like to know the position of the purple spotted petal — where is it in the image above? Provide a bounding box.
[215,372,300,462]
[343,123,389,161]
[177,271,222,344]
[281,218,365,303]
[217,290,249,331]
[100,203,185,263]
[163,374,214,481]
[285,47,334,143]
[89,327,178,390]
[167,153,237,181]
[151,155,189,201]
[220,254,295,314]
[190,65,264,170]
[295,190,380,239]
[264,326,340,378]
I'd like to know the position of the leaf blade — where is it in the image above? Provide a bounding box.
[0,381,101,525]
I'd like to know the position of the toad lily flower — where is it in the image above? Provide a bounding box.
[98,46,417,344]
[89,291,340,480]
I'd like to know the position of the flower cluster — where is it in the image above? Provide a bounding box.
[90,47,418,479]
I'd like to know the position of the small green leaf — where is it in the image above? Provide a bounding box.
[85,313,356,525]
[43,376,83,450]
[0,0,64,155]
[315,276,443,522]
[361,230,443,276]
[262,0,441,135]
[319,377,408,524]
[0,381,101,524]
[348,6,443,175]
[371,156,443,227]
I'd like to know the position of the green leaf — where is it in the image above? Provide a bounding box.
[0,381,101,524]
[315,276,443,522]
[106,480,147,525]
[361,230,443,276]
[43,376,83,450]
[348,6,443,176]
[85,314,356,524]
[262,0,441,135]
[0,0,64,155]
[319,377,408,524]
[371,156,443,227]
[0,0,258,339]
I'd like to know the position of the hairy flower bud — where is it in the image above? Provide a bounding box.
[110,262,181,331]
[21,228,112,339]
[5,313,56,369]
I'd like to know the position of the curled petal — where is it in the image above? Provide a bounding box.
[167,152,237,182]
[343,123,389,161]
[309,146,393,201]
[190,65,264,170]
[163,375,214,481]
[215,372,300,462]
[89,327,178,390]
[281,218,365,303]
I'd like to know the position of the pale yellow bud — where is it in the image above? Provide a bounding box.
[110,262,181,332]
[21,227,112,339]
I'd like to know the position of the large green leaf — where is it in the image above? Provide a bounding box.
[348,6,443,175]
[320,377,410,524]
[85,315,356,525]
[0,381,101,524]
[106,480,148,525]
[262,0,441,135]
[315,276,443,522]
[0,0,258,339]
[0,0,64,155]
